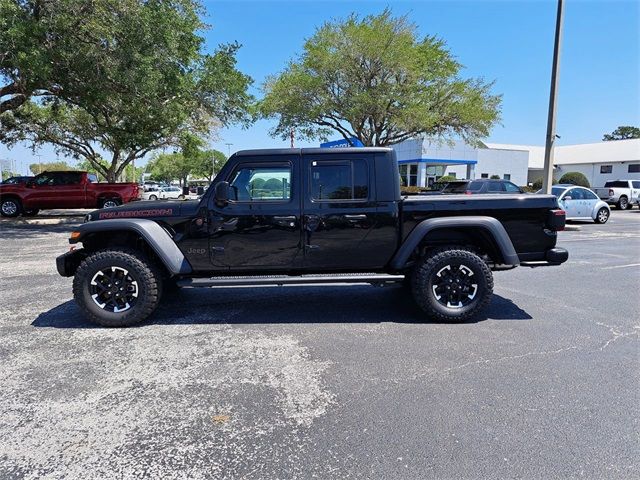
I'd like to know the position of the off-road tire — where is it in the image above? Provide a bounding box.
[1,198,22,217]
[22,208,39,217]
[412,248,493,323]
[595,207,609,224]
[73,249,162,327]
[617,196,629,210]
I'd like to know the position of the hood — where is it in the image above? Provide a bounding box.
[86,200,201,222]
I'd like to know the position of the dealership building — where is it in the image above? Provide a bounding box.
[321,137,640,188]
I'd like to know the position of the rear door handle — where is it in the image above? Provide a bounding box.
[273,215,298,227]
[344,214,367,220]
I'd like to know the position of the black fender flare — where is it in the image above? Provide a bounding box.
[389,216,520,270]
[70,219,192,275]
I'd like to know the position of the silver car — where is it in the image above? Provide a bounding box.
[548,184,611,224]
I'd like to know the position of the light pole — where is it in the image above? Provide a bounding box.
[542,0,564,194]
[225,143,233,158]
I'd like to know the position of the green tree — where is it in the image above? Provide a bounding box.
[602,126,640,141]
[1,0,253,182]
[146,153,182,184]
[490,174,501,179]
[259,9,501,146]
[190,149,227,181]
[435,175,457,183]
[559,172,590,188]
[29,161,72,174]
[532,177,557,191]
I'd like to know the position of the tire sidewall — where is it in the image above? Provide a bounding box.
[74,251,159,327]
[619,197,628,210]
[1,198,22,217]
[596,207,609,224]
[413,249,493,322]
[101,198,121,208]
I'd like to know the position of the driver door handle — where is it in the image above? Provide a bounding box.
[344,214,367,220]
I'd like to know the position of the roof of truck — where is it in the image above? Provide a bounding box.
[234,147,393,157]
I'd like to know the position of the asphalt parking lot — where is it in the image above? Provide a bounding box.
[1,210,639,479]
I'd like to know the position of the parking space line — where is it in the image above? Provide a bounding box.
[601,263,640,270]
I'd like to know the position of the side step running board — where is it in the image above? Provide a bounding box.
[176,274,405,288]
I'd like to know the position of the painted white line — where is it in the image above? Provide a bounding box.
[602,263,640,270]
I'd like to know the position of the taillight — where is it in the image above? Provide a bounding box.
[548,209,566,231]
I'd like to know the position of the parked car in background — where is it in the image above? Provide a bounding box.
[419,179,525,195]
[1,176,33,185]
[545,184,611,224]
[594,180,640,210]
[142,186,185,201]
[0,171,140,217]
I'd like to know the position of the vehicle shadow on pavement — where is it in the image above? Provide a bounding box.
[31,286,531,328]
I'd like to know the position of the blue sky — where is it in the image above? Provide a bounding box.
[2,0,638,174]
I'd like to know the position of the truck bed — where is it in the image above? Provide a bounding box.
[401,194,560,261]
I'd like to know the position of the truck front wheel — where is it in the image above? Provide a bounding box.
[1,198,22,217]
[412,248,493,323]
[73,249,162,327]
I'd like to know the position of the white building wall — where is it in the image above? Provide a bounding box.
[555,162,640,187]
[444,148,528,185]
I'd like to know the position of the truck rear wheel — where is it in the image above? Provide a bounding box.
[617,196,629,210]
[412,248,493,323]
[73,249,162,327]
[101,198,121,208]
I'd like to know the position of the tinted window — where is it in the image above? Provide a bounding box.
[35,173,55,186]
[551,187,566,197]
[600,165,612,174]
[230,164,291,201]
[629,164,640,173]
[487,182,504,192]
[480,173,489,179]
[504,182,522,192]
[441,182,470,193]
[310,159,368,201]
[582,189,598,200]
[604,181,627,188]
[467,181,483,191]
[632,181,640,188]
[50,172,82,185]
[503,174,511,180]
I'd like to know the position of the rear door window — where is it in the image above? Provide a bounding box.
[487,182,505,192]
[310,159,368,201]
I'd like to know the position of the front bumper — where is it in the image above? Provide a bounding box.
[56,249,86,277]
[519,247,569,267]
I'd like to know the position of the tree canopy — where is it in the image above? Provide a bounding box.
[259,9,501,146]
[602,126,640,141]
[0,0,253,182]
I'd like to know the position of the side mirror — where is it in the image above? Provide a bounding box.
[563,196,572,201]
[26,180,36,188]
[214,181,230,206]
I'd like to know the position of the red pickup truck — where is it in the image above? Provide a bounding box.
[0,171,140,217]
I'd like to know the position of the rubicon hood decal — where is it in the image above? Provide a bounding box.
[98,208,174,219]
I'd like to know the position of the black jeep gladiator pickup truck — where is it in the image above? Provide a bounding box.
[56,148,568,327]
